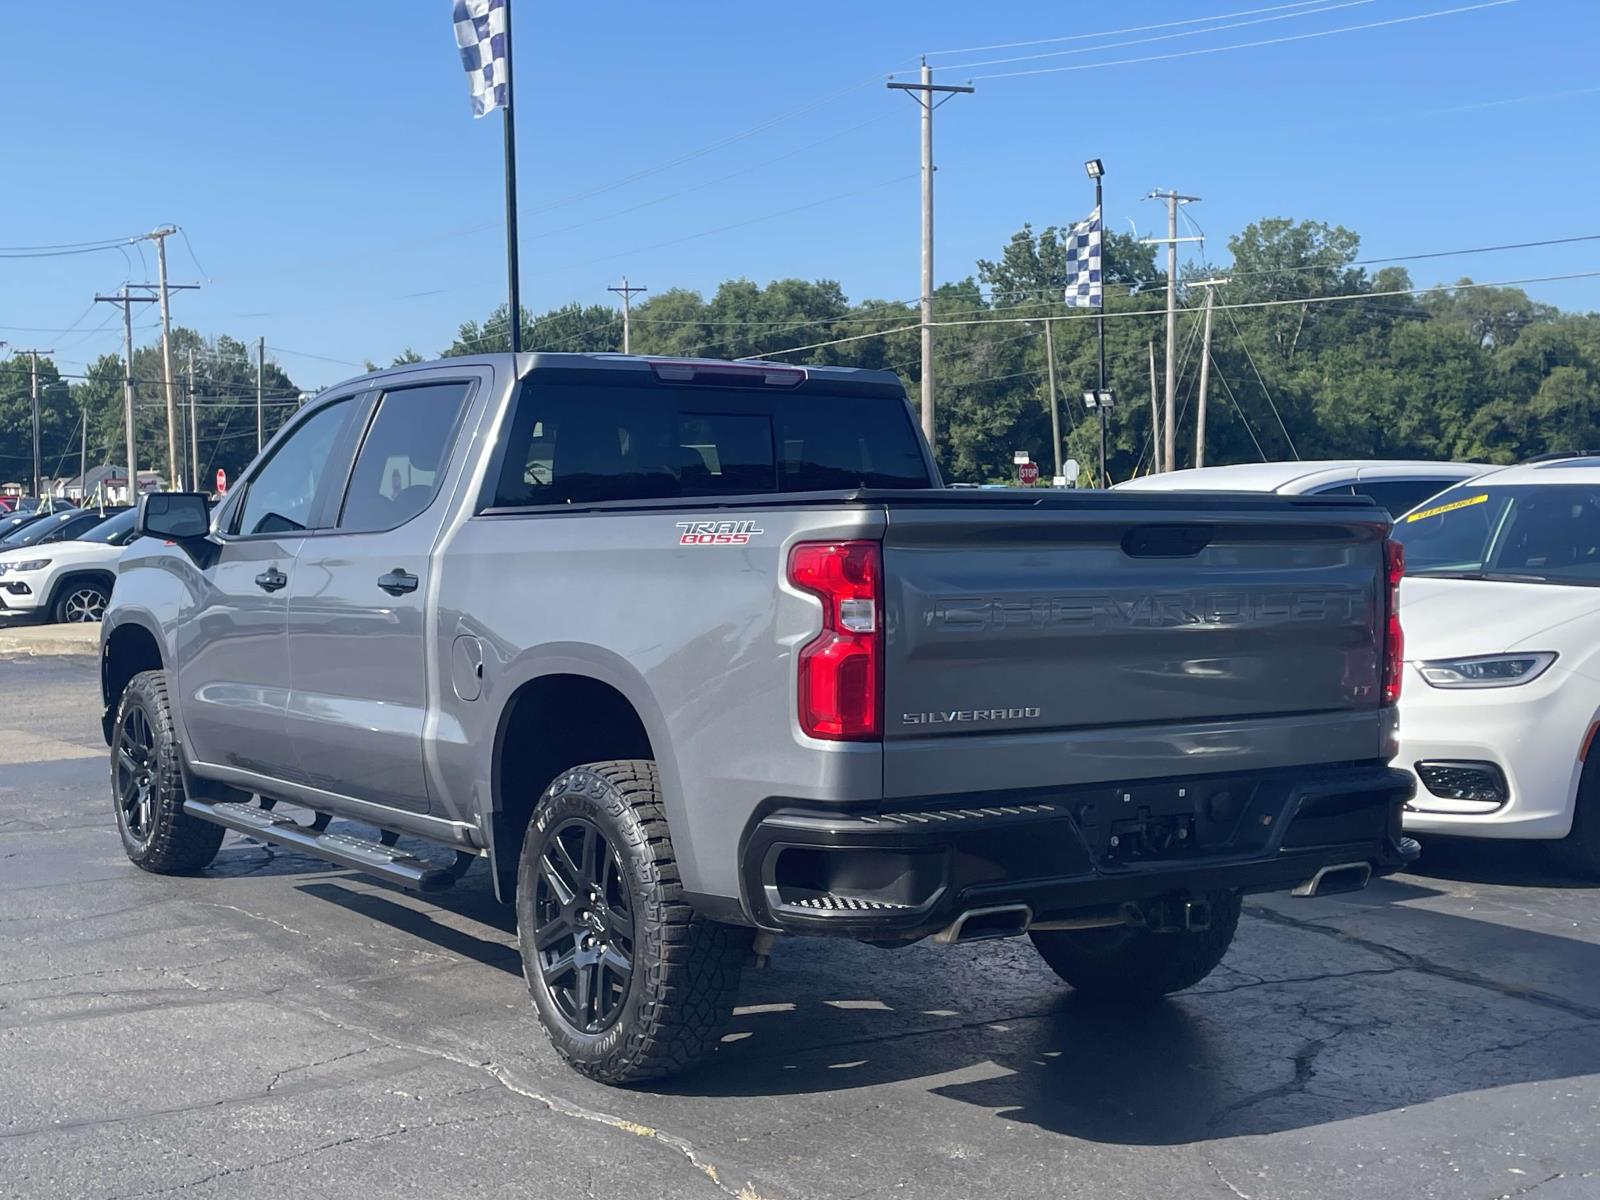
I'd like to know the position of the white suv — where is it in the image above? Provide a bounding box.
[0,507,137,623]
[1389,459,1600,872]
[1114,459,1489,518]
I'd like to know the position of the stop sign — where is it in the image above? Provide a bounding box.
[215,469,228,496]
[1018,461,1039,487]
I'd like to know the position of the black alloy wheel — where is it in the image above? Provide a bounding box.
[115,703,157,844]
[532,816,636,1034]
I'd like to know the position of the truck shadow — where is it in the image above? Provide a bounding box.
[1409,835,1600,888]
[290,859,1600,1148]
[660,891,1600,1145]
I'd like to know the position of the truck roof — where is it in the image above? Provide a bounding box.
[332,352,907,397]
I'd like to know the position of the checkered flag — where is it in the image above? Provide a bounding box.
[453,0,509,118]
[1063,207,1102,308]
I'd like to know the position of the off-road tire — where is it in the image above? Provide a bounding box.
[112,670,224,874]
[1029,890,1242,1002]
[516,760,752,1084]
[1557,758,1600,878]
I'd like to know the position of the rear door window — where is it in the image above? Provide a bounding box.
[1357,478,1458,519]
[492,382,929,507]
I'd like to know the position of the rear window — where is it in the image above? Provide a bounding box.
[491,382,930,507]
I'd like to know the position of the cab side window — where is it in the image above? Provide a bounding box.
[337,383,471,533]
[232,399,352,536]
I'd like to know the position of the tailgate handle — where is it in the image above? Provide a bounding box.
[1122,524,1215,558]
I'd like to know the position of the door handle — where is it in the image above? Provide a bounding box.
[377,569,419,596]
[254,568,287,593]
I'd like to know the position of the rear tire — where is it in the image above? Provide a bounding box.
[1557,759,1600,878]
[112,670,224,874]
[516,760,751,1084]
[1029,890,1242,1002]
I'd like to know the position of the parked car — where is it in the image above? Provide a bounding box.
[102,353,1414,1084]
[0,510,49,541]
[0,506,120,552]
[1115,459,1491,518]
[1389,458,1600,872]
[0,507,138,623]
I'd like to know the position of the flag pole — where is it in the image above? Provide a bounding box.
[500,0,522,354]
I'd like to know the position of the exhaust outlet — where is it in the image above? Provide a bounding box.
[1292,861,1372,898]
[933,904,1032,945]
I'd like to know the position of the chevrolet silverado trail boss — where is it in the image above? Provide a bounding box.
[101,353,1416,1083]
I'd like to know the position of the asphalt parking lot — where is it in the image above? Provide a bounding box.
[3,654,1599,1200]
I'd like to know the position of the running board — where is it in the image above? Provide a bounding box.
[184,798,471,893]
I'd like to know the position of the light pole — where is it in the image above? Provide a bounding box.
[1085,158,1108,486]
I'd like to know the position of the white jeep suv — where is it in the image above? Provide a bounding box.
[0,507,137,623]
[1389,459,1600,872]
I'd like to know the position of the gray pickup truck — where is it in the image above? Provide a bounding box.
[102,352,1416,1083]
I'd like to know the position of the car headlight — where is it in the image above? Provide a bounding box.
[1417,652,1557,689]
[5,559,51,574]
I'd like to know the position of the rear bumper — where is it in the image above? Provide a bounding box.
[738,763,1416,941]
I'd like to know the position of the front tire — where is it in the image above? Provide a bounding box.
[112,670,224,874]
[515,760,752,1084]
[1029,890,1242,1002]
[53,577,110,623]
[1558,759,1600,878]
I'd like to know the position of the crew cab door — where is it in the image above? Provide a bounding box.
[283,376,475,813]
[178,394,363,777]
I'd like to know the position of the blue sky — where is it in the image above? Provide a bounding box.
[2,0,1596,388]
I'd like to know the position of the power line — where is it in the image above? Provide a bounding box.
[928,0,1379,73]
[1219,299,1299,458]
[922,0,1339,56]
[750,268,1600,358]
[967,0,1520,80]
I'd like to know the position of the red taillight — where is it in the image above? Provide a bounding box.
[788,541,882,741]
[1382,539,1405,705]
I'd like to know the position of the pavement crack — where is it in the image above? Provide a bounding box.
[265,1046,374,1091]
[1206,1159,1254,1200]
[1245,904,1600,1023]
[101,1108,521,1199]
[275,998,773,1200]
[1187,965,1401,997]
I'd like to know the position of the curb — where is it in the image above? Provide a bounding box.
[0,623,101,659]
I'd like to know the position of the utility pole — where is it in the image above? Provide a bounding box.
[80,396,87,494]
[187,348,199,492]
[147,227,181,491]
[1142,190,1201,472]
[15,349,53,499]
[1043,320,1061,480]
[95,287,157,503]
[607,278,648,354]
[256,338,265,454]
[1191,281,1224,468]
[887,60,974,451]
[1148,339,1160,474]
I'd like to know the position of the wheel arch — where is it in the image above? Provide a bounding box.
[100,616,166,746]
[486,653,678,902]
[47,567,117,619]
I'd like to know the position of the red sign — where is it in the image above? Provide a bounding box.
[215,469,228,496]
[1018,461,1039,487]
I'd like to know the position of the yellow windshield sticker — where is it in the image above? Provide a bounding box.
[1405,492,1489,523]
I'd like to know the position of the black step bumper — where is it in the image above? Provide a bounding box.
[738,762,1417,941]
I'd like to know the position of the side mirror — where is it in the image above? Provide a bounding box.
[138,492,211,541]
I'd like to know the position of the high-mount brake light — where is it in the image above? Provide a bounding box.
[646,359,806,388]
[788,541,883,741]
[1381,539,1405,706]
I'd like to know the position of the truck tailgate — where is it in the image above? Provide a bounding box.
[880,493,1389,791]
